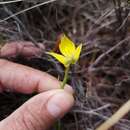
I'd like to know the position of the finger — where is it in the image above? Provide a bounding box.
[0,89,74,130]
[0,41,45,58]
[0,59,72,93]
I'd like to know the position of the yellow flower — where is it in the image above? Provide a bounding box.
[48,34,82,67]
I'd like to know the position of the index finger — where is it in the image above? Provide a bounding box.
[0,59,62,93]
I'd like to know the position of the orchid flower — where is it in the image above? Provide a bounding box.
[47,34,82,89]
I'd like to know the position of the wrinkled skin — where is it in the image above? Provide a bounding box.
[0,41,45,58]
[0,43,74,130]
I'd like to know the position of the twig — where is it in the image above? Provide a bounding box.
[96,99,130,130]
[89,37,130,68]
[0,0,58,23]
[0,0,23,4]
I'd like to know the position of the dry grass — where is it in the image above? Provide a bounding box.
[0,0,130,130]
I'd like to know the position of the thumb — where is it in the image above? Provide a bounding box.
[0,89,74,130]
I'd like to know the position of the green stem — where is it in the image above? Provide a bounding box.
[61,66,70,89]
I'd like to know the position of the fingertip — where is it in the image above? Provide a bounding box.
[64,85,74,95]
[46,91,74,118]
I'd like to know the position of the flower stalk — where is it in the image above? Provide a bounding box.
[61,66,70,89]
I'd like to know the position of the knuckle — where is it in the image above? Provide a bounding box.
[22,106,39,130]
[21,104,45,130]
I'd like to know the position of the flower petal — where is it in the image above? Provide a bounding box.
[59,34,75,57]
[47,52,68,67]
[73,44,82,63]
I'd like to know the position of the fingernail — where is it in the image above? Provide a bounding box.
[47,92,74,118]
[64,85,74,95]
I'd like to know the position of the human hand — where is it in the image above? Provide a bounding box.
[0,59,74,130]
